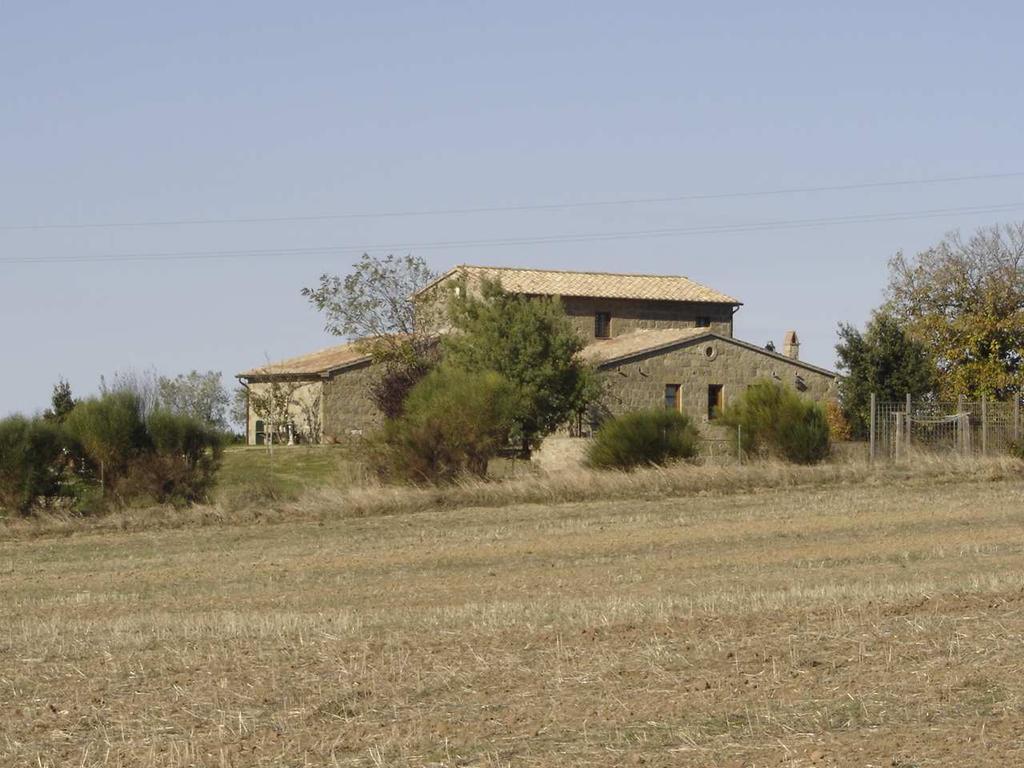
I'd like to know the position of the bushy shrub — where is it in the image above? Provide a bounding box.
[0,416,65,514]
[775,403,831,464]
[721,380,830,464]
[65,394,223,506]
[370,366,518,484]
[64,391,149,486]
[131,411,224,504]
[147,410,222,463]
[586,409,699,470]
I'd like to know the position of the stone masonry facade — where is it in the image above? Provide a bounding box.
[596,336,837,427]
[561,296,734,340]
[321,362,382,441]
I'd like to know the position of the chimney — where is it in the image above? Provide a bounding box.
[783,330,800,360]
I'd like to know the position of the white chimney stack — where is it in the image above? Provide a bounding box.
[783,330,800,360]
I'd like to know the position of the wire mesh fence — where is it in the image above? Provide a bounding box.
[870,395,1021,461]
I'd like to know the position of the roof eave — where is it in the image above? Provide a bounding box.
[237,355,373,381]
[593,332,837,377]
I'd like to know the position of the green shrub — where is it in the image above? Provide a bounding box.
[586,409,699,470]
[0,416,65,514]
[370,366,518,484]
[64,391,149,486]
[64,395,224,506]
[148,411,223,463]
[721,380,831,464]
[131,411,224,504]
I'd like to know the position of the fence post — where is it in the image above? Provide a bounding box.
[869,393,876,464]
[982,396,988,455]
[1015,396,1020,444]
[958,394,966,456]
[894,412,903,460]
[905,393,912,450]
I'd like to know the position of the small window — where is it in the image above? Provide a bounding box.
[665,384,681,411]
[595,312,611,338]
[707,384,724,420]
[696,316,711,328]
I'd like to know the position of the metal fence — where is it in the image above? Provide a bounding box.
[869,394,1022,461]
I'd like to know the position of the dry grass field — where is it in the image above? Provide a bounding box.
[3,462,1024,766]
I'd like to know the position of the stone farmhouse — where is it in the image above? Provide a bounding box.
[237,265,838,445]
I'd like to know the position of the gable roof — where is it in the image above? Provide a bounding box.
[583,329,838,378]
[416,265,741,305]
[237,340,371,379]
[581,327,709,364]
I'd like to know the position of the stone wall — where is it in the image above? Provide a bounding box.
[597,337,837,430]
[561,297,733,340]
[321,362,382,441]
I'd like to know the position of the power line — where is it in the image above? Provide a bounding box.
[3,200,1022,266]
[2,171,1023,232]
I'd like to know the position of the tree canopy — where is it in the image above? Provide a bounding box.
[443,278,599,456]
[886,223,1024,399]
[835,312,936,434]
[157,370,230,430]
[301,252,437,353]
[303,253,439,418]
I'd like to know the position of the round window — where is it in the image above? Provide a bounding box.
[703,344,717,361]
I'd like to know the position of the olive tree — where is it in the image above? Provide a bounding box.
[302,253,439,418]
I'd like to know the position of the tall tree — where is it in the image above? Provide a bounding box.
[157,370,230,430]
[835,312,936,435]
[886,222,1024,399]
[444,278,599,457]
[302,253,439,418]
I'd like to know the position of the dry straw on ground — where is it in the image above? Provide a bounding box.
[3,455,1024,766]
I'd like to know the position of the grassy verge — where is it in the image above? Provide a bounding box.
[4,453,1020,538]
[214,444,367,507]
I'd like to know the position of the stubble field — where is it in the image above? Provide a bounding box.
[3,467,1024,767]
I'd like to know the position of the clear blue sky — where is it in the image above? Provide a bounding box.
[3,2,1023,416]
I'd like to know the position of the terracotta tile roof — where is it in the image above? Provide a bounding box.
[581,328,709,365]
[418,265,740,304]
[238,340,371,378]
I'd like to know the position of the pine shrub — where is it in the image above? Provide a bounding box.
[369,366,518,484]
[586,410,699,470]
[722,380,831,464]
